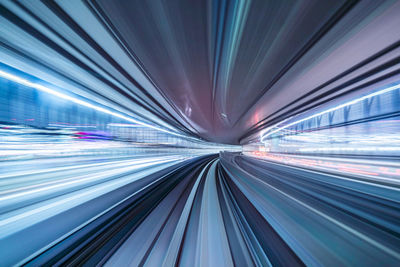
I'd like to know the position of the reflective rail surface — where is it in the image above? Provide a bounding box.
[2,152,399,266]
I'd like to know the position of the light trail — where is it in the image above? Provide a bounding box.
[261,83,400,142]
[0,69,194,141]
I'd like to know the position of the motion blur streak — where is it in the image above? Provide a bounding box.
[1,0,400,266]
[0,69,189,139]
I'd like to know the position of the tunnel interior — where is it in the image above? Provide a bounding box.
[0,0,400,266]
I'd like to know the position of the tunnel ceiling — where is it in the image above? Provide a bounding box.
[1,0,400,144]
[91,0,350,144]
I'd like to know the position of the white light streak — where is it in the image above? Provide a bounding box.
[299,146,400,152]
[0,70,192,140]
[261,83,400,142]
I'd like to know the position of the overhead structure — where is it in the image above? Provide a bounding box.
[2,0,400,144]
